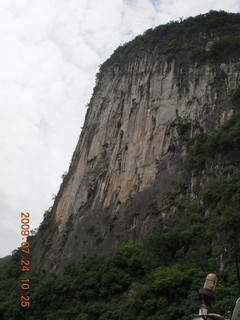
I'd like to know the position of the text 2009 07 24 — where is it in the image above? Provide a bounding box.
[20,212,31,308]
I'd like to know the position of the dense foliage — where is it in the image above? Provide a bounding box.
[0,202,239,320]
[185,111,240,169]
[191,36,240,60]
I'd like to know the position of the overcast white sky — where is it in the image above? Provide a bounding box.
[0,0,239,258]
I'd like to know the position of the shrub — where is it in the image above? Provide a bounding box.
[185,113,240,169]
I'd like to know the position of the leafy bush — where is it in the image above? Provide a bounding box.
[201,170,240,239]
[191,48,207,61]
[185,113,240,169]
[38,208,52,232]
[192,36,240,61]
[209,36,240,58]
[230,87,240,104]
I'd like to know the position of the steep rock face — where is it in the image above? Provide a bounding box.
[32,14,240,274]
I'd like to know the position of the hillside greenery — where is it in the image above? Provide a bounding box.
[1,110,240,320]
[184,87,240,170]
[99,11,240,71]
[91,11,240,101]
[185,109,240,170]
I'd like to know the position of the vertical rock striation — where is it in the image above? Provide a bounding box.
[32,11,240,273]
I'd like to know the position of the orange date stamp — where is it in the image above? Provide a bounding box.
[20,212,31,308]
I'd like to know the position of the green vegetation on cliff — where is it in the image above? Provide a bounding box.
[99,10,240,71]
[92,11,240,101]
[185,111,240,169]
[1,110,240,320]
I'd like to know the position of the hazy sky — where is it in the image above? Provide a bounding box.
[0,0,239,257]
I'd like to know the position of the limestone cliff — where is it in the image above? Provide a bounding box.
[32,11,240,273]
